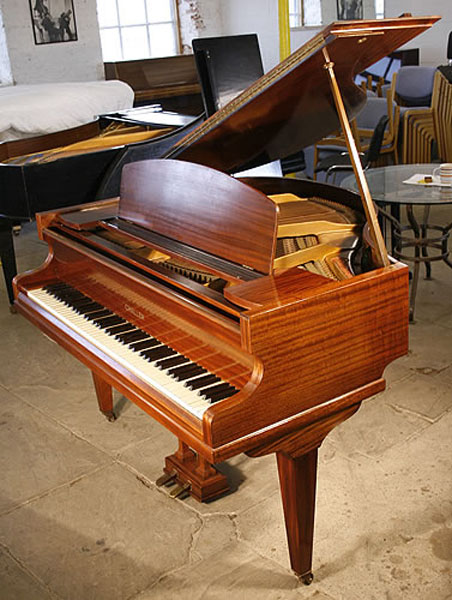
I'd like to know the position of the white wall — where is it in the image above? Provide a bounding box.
[0,0,449,86]
[290,0,375,52]
[215,0,450,69]
[384,1,450,66]
[219,0,279,71]
[178,0,224,52]
[0,0,104,84]
[0,5,12,85]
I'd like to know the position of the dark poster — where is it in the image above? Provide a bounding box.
[337,0,363,20]
[29,0,78,45]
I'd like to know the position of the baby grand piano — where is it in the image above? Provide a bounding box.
[13,17,438,585]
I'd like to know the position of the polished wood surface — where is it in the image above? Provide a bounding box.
[104,55,203,113]
[276,449,318,583]
[11,17,434,582]
[0,120,100,162]
[119,159,277,275]
[169,17,439,173]
[14,158,409,583]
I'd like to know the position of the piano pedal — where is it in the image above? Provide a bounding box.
[162,446,230,503]
[169,481,191,499]
[156,471,177,487]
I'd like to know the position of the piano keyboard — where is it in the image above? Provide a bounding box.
[28,283,240,418]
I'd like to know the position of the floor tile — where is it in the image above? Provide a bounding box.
[0,387,110,514]
[0,464,199,600]
[0,547,55,600]
[401,322,452,373]
[16,380,165,455]
[326,390,430,459]
[383,371,452,420]
[133,542,303,600]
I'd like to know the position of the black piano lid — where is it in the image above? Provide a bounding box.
[168,16,440,174]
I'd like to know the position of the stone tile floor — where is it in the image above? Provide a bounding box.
[0,216,451,600]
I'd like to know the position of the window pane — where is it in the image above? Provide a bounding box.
[118,0,146,26]
[148,23,176,57]
[100,28,122,61]
[303,0,322,26]
[375,0,384,19]
[146,0,173,23]
[121,25,149,59]
[97,0,118,28]
[288,0,299,12]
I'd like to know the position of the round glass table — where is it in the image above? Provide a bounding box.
[342,164,452,321]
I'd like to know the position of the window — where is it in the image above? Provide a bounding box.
[289,0,322,28]
[375,0,384,19]
[97,0,179,61]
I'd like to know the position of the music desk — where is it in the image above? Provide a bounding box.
[343,164,452,321]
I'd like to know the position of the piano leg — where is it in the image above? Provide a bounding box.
[246,402,361,583]
[276,448,317,585]
[0,219,18,310]
[92,371,116,421]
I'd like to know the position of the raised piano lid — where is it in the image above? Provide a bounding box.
[168,16,440,173]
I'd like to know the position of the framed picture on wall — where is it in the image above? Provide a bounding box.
[29,0,78,45]
[337,0,363,20]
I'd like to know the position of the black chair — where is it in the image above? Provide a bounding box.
[314,114,390,184]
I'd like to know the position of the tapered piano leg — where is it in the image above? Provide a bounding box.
[92,371,116,421]
[276,448,318,585]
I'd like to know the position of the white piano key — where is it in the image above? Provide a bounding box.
[28,287,238,418]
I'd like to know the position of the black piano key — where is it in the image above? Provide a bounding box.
[185,374,221,390]
[54,289,85,300]
[172,365,207,381]
[129,338,161,351]
[106,323,136,335]
[75,302,105,315]
[93,315,125,328]
[45,282,70,292]
[140,346,176,361]
[71,298,97,309]
[145,348,177,362]
[167,363,197,377]
[209,388,238,403]
[61,295,86,306]
[156,355,189,369]
[116,329,149,343]
[55,293,85,305]
[46,283,73,293]
[199,382,234,399]
[69,294,95,304]
[84,309,112,321]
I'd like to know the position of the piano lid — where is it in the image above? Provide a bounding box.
[168,16,440,173]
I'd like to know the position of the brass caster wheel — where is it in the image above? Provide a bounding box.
[300,572,314,586]
[9,304,17,314]
[103,411,116,422]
